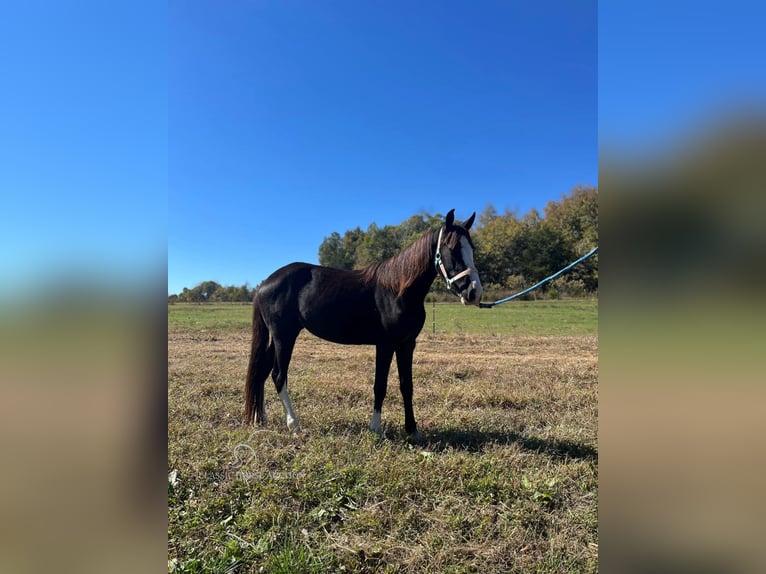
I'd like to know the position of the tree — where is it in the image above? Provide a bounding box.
[478,204,499,226]
[354,224,400,268]
[544,186,598,253]
[197,281,221,302]
[318,227,364,269]
[318,232,347,269]
[473,208,523,286]
[235,284,253,302]
[314,193,598,299]
[544,186,598,291]
[456,194,597,295]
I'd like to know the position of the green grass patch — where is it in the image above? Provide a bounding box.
[169,303,253,333]
[425,299,597,336]
[169,300,597,337]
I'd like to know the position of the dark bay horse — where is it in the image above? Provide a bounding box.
[244,209,483,440]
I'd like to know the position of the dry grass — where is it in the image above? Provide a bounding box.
[169,312,597,573]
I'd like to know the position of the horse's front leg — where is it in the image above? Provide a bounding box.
[395,339,422,441]
[370,344,394,434]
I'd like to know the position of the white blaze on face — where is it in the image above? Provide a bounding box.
[459,236,483,305]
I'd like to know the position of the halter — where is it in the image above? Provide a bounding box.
[434,226,475,297]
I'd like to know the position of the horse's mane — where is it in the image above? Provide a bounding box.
[360,227,467,297]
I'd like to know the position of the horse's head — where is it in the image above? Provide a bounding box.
[435,209,483,305]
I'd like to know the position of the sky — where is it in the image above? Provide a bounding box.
[2,2,762,299]
[1,1,167,299]
[168,0,597,295]
[599,1,766,155]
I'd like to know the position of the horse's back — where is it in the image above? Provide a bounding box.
[259,262,363,301]
[257,263,383,344]
[257,262,313,308]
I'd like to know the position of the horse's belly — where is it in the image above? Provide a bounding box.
[304,319,380,345]
[299,302,381,345]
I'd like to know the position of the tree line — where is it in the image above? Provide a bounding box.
[318,185,597,299]
[168,281,254,304]
[169,186,597,303]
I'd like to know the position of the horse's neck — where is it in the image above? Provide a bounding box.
[403,231,439,300]
[409,266,437,301]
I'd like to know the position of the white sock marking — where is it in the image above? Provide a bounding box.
[369,410,382,433]
[278,387,301,434]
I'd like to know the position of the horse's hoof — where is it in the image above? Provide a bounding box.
[369,411,383,435]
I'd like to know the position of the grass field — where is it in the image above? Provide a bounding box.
[167,300,598,337]
[168,300,598,573]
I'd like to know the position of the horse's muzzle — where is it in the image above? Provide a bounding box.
[460,281,482,306]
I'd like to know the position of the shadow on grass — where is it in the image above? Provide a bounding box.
[422,427,598,461]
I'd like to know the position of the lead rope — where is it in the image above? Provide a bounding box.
[479,246,599,308]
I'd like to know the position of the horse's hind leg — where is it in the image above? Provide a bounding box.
[271,329,302,434]
[255,340,273,425]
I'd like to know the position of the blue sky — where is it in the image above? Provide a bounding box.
[4,2,761,299]
[168,1,597,295]
[0,1,167,298]
[599,1,766,154]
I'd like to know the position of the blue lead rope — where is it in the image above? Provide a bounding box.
[479,246,598,309]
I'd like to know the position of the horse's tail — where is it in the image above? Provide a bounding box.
[244,293,274,424]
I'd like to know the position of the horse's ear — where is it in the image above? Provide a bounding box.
[445,209,455,229]
[463,212,476,230]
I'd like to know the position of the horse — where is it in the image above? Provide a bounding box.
[244,209,483,440]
